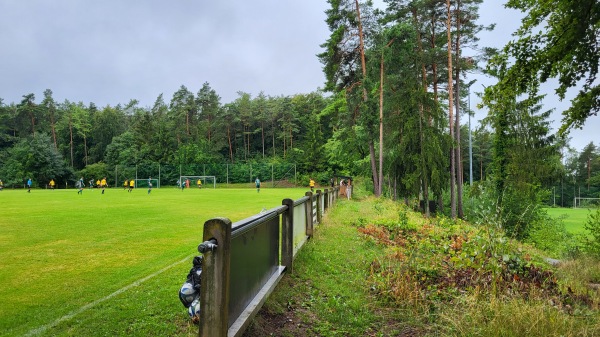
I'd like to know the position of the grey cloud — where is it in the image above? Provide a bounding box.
[0,0,595,150]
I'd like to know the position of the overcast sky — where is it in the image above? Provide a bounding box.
[0,0,596,151]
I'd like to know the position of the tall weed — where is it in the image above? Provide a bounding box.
[438,293,600,337]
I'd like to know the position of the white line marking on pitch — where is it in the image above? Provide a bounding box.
[25,255,191,336]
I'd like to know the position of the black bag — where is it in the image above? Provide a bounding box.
[186,256,203,291]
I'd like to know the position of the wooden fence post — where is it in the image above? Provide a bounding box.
[199,217,232,337]
[304,192,314,237]
[316,190,322,224]
[281,198,294,273]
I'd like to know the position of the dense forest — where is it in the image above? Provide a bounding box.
[1,0,598,224]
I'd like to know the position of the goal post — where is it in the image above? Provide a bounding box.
[573,197,600,208]
[135,178,160,188]
[179,176,216,189]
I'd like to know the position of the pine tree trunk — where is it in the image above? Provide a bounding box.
[413,10,430,216]
[432,16,439,105]
[354,0,380,195]
[378,51,384,197]
[455,0,464,219]
[446,0,457,218]
[369,141,379,193]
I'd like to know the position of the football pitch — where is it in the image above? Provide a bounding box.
[0,186,309,336]
[545,207,591,234]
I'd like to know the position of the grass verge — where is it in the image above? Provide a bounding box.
[246,197,600,336]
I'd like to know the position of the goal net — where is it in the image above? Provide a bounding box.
[135,178,160,188]
[574,197,600,208]
[179,176,216,189]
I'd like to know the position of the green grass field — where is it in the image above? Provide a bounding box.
[545,207,592,234]
[0,186,309,337]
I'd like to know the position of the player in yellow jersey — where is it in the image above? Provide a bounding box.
[101,177,107,194]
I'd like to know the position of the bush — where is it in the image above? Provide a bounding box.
[79,162,110,185]
[526,212,579,259]
[463,179,546,240]
[0,134,73,188]
[583,207,600,257]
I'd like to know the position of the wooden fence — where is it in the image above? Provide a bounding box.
[196,187,340,337]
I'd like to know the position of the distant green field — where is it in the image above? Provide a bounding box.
[0,186,309,337]
[545,207,592,234]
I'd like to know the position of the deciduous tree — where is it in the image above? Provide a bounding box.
[485,0,600,134]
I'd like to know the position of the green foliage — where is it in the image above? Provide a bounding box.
[361,203,596,333]
[464,179,546,240]
[498,182,546,240]
[104,131,139,167]
[246,190,600,336]
[472,89,559,238]
[486,0,600,133]
[526,212,578,259]
[1,84,349,185]
[0,157,25,187]
[583,207,600,257]
[78,162,110,184]
[89,105,128,163]
[0,133,72,187]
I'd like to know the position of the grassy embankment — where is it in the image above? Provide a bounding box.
[246,194,600,336]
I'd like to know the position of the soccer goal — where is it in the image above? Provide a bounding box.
[574,197,600,208]
[179,176,216,189]
[135,178,160,188]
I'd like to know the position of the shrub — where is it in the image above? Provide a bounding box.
[79,162,110,185]
[463,179,546,240]
[583,207,600,257]
[526,212,579,259]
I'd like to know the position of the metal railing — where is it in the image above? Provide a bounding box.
[197,188,339,337]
